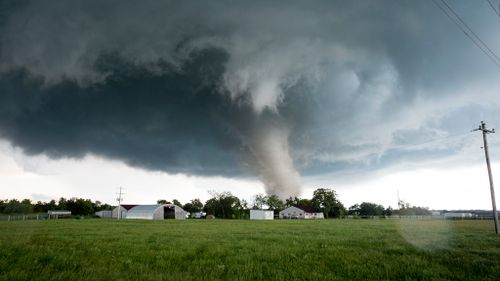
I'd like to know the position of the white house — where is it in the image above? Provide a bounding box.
[125,204,188,220]
[279,205,324,219]
[250,210,274,220]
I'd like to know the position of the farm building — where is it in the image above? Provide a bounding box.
[444,212,475,219]
[250,210,274,220]
[279,205,324,219]
[112,204,137,219]
[126,204,188,220]
[47,210,71,219]
[95,210,113,218]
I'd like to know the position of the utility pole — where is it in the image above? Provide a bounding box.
[116,187,125,220]
[473,121,499,234]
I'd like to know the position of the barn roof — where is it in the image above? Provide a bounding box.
[127,204,182,213]
[128,204,163,212]
[121,204,138,210]
[294,205,322,213]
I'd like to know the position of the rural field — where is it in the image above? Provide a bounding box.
[0,219,499,281]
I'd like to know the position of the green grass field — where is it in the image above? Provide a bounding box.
[1,219,499,281]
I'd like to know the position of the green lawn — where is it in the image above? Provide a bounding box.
[0,219,499,280]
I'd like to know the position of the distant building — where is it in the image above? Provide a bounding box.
[95,210,113,218]
[112,204,138,219]
[250,210,274,220]
[279,205,324,219]
[431,211,442,218]
[48,210,71,219]
[125,204,188,220]
[444,212,474,219]
[191,211,206,219]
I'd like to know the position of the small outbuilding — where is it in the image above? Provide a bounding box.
[279,205,324,219]
[48,210,71,219]
[444,212,474,219]
[250,210,274,220]
[126,204,188,220]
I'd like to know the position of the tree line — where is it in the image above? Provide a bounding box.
[1,188,430,218]
[0,198,113,216]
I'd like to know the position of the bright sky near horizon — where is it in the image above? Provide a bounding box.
[1,139,498,210]
[1,1,500,210]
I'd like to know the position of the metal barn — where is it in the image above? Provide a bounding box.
[112,204,137,219]
[125,204,187,220]
[95,210,113,218]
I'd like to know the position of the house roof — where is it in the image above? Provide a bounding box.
[294,205,322,213]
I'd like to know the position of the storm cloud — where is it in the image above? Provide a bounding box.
[1,0,499,197]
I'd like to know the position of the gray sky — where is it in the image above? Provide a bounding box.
[1,0,500,209]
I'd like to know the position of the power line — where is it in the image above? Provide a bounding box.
[431,0,500,68]
[441,0,500,62]
[486,0,500,18]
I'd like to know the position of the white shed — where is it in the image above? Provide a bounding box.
[126,204,187,220]
[279,205,324,219]
[250,210,274,220]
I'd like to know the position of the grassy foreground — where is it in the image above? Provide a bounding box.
[0,219,499,281]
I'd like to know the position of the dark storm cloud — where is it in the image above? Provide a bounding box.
[1,0,499,196]
[0,49,249,175]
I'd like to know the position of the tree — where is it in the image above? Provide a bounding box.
[46,200,57,211]
[3,199,33,214]
[66,198,94,216]
[157,199,171,204]
[348,204,361,216]
[203,191,243,219]
[358,202,384,217]
[395,201,431,216]
[311,188,345,218]
[285,196,300,207]
[172,199,182,207]
[34,201,46,213]
[349,202,386,217]
[58,197,68,210]
[252,194,268,209]
[183,198,203,213]
[266,195,284,209]
[240,199,249,210]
